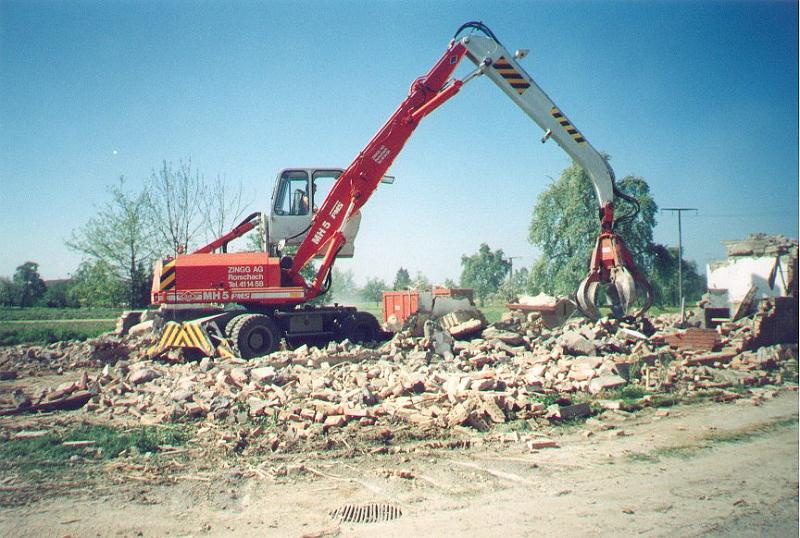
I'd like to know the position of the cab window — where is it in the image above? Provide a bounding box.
[311,170,341,209]
[274,170,310,216]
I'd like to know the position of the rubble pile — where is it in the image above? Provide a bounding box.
[1,307,796,449]
[0,335,144,377]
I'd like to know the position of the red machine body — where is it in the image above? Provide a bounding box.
[152,252,305,307]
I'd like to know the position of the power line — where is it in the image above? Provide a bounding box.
[685,211,795,218]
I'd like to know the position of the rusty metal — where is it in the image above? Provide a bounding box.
[330,502,403,524]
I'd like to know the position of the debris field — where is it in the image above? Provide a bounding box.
[1,300,796,456]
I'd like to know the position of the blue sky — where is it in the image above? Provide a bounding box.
[1,0,797,286]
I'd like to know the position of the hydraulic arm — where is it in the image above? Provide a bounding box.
[283,40,473,295]
[286,21,653,319]
[454,22,654,318]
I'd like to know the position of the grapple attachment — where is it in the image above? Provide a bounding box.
[577,230,654,320]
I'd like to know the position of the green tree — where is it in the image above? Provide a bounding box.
[361,277,389,304]
[528,161,657,297]
[411,271,430,290]
[146,160,205,256]
[393,267,412,290]
[67,178,155,307]
[460,244,511,306]
[0,277,19,306]
[41,280,78,308]
[201,174,248,244]
[647,244,706,306]
[67,260,127,307]
[495,266,531,302]
[330,268,357,302]
[245,222,265,252]
[12,262,46,307]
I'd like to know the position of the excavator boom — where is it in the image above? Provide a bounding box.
[287,21,652,318]
[455,23,653,318]
[285,41,470,294]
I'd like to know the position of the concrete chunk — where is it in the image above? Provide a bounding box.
[588,374,627,394]
[251,366,277,384]
[559,331,597,356]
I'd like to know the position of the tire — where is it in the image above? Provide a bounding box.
[224,314,247,340]
[341,312,381,344]
[229,314,280,359]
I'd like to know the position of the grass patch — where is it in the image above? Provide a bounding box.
[599,385,649,409]
[530,393,560,407]
[494,419,536,433]
[479,304,507,324]
[627,452,659,463]
[0,322,115,346]
[0,307,123,321]
[706,417,798,445]
[628,416,797,464]
[1,423,190,470]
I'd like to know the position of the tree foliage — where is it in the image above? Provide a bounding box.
[147,160,249,255]
[41,280,78,308]
[393,267,411,291]
[495,267,531,302]
[361,277,388,304]
[12,262,47,307]
[528,161,657,296]
[146,160,205,256]
[201,174,247,243]
[0,278,15,306]
[67,178,154,307]
[460,243,511,306]
[411,271,430,290]
[329,268,358,302]
[647,244,706,306]
[67,260,127,307]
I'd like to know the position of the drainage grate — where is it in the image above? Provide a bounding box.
[330,502,403,524]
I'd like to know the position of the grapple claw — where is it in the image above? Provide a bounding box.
[577,276,601,320]
[611,266,638,312]
[632,274,655,318]
[577,225,654,320]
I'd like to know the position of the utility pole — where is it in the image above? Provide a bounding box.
[661,207,697,321]
[506,256,522,281]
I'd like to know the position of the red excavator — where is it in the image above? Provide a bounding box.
[148,21,654,359]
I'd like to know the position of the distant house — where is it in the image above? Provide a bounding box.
[43,278,71,288]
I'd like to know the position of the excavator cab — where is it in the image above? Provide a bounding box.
[268,168,362,257]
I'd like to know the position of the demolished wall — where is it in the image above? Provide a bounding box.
[706,233,798,306]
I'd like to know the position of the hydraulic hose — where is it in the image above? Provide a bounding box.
[612,183,640,227]
[453,21,501,44]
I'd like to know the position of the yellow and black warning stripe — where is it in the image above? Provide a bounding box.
[147,320,216,357]
[159,259,177,291]
[492,56,531,95]
[156,322,181,348]
[550,107,586,144]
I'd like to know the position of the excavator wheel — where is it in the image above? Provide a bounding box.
[224,314,247,341]
[341,312,381,344]
[229,313,280,359]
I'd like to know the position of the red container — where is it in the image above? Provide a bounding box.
[382,287,474,323]
[382,291,419,323]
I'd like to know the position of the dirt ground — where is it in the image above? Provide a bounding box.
[2,389,797,537]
